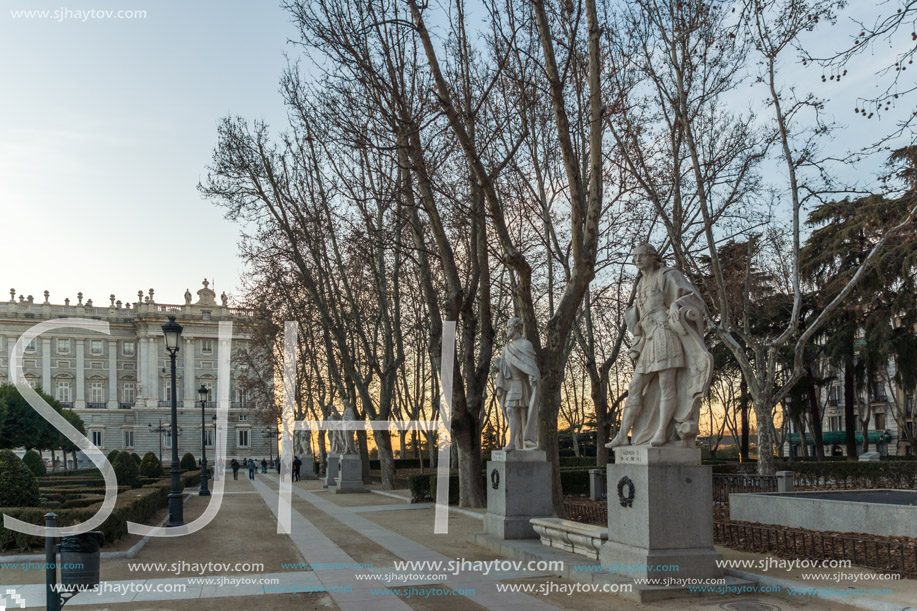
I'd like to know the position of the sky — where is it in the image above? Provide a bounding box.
[0,0,911,308]
[0,0,298,306]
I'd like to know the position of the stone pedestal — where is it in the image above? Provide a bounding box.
[484,450,552,539]
[334,454,367,493]
[301,455,319,480]
[324,455,339,488]
[599,446,722,580]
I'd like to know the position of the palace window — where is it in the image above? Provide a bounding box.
[122,382,135,403]
[91,430,103,447]
[56,381,71,403]
[89,382,104,403]
[123,341,135,356]
[238,429,250,448]
[57,339,70,354]
[90,340,103,355]
[123,430,134,448]
[201,339,213,355]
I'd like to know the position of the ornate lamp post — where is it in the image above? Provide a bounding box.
[148,418,167,463]
[198,384,211,496]
[162,316,184,527]
[261,427,280,464]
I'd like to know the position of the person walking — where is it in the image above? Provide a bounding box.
[261,458,267,474]
[293,456,302,482]
[248,458,256,480]
[231,458,240,480]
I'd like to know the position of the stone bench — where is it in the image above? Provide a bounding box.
[530,518,608,559]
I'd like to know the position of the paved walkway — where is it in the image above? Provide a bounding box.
[3,472,912,610]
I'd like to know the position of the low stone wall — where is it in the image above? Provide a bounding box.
[729,489,917,538]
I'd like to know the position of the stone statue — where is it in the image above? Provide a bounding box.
[492,317,541,451]
[326,407,344,454]
[184,289,192,305]
[607,243,713,449]
[293,427,311,457]
[221,292,228,306]
[340,402,359,455]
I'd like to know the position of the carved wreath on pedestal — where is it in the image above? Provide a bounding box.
[490,468,500,490]
[617,476,635,507]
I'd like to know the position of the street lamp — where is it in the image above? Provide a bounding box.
[262,427,280,464]
[162,315,184,527]
[148,419,167,463]
[198,385,211,496]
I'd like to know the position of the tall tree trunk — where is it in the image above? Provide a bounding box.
[844,358,858,459]
[740,377,750,462]
[591,375,609,465]
[806,377,826,460]
[374,429,396,488]
[753,398,775,474]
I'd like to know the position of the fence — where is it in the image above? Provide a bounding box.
[713,474,778,505]
[714,521,917,578]
[563,500,606,526]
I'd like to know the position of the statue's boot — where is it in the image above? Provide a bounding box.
[523,440,537,449]
[605,404,639,449]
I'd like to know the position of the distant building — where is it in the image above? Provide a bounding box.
[786,361,913,457]
[0,281,274,468]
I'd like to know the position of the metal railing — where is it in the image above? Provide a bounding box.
[713,474,778,505]
[119,402,134,409]
[85,402,106,409]
[59,402,73,408]
[563,500,606,526]
[714,521,917,578]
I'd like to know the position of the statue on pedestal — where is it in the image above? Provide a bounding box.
[340,402,358,455]
[607,243,713,449]
[492,317,541,451]
[326,407,344,454]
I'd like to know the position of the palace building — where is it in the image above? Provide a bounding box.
[0,280,273,468]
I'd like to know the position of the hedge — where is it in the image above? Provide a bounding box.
[139,452,163,478]
[180,453,197,471]
[113,452,141,489]
[22,451,47,477]
[0,450,40,508]
[0,471,202,552]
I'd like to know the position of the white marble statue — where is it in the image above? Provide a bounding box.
[340,401,359,455]
[492,317,541,451]
[326,407,344,454]
[293,426,312,458]
[607,243,713,449]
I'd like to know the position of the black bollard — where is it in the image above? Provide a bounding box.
[44,512,61,611]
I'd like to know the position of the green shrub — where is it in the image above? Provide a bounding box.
[139,452,163,478]
[0,450,40,508]
[131,452,142,465]
[22,450,47,477]
[180,453,197,470]
[107,450,121,465]
[429,474,461,505]
[113,452,140,489]
[409,474,432,502]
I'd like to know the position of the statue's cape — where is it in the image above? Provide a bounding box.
[500,337,539,380]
